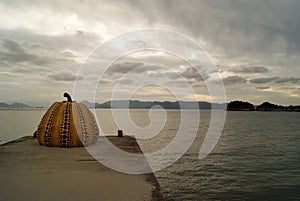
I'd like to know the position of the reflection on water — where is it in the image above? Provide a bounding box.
[0,109,299,200]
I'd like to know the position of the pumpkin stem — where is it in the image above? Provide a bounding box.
[63,92,73,102]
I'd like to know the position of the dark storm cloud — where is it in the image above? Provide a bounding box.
[280,87,298,90]
[0,38,78,70]
[98,78,112,85]
[223,76,247,85]
[0,37,81,88]
[107,62,144,74]
[133,65,162,74]
[275,77,300,84]
[256,86,270,90]
[230,66,269,74]
[0,38,50,65]
[128,0,300,59]
[107,62,180,79]
[181,66,210,81]
[249,77,278,84]
[181,67,200,79]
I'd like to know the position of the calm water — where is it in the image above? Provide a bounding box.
[0,109,299,200]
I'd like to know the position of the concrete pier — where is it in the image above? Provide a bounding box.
[0,136,163,201]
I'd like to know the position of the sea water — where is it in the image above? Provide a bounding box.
[0,109,299,200]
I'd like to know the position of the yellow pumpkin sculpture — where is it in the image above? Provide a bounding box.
[34,93,99,147]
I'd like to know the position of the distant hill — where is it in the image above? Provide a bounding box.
[227,100,300,112]
[227,101,255,111]
[257,102,300,112]
[83,100,227,110]
[0,103,10,108]
[10,103,31,108]
[0,102,31,108]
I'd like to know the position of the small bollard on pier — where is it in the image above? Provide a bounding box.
[118,130,123,137]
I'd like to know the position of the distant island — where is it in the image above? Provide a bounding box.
[0,102,32,108]
[227,101,255,111]
[83,100,227,110]
[1,100,299,111]
[227,101,300,112]
[0,100,226,110]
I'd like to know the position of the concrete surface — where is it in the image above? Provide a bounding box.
[0,136,163,201]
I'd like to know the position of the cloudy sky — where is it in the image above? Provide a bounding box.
[0,0,299,106]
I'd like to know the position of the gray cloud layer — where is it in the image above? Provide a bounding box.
[249,77,278,84]
[0,39,50,65]
[48,70,83,82]
[0,0,299,105]
[230,66,269,74]
[223,76,247,85]
[275,77,300,84]
[129,0,300,55]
